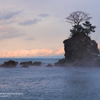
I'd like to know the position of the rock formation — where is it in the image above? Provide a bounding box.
[0,60,18,67]
[45,64,53,67]
[32,61,41,66]
[55,34,100,67]
[20,61,42,66]
[20,61,32,65]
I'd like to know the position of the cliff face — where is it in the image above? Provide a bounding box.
[64,34,99,61]
[55,34,100,67]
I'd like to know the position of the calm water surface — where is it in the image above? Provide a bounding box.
[0,58,100,100]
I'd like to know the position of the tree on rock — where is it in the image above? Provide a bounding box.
[66,11,96,38]
[83,21,96,36]
[66,11,91,25]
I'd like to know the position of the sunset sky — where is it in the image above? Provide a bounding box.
[0,0,100,57]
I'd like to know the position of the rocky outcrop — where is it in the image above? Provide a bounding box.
[20,61,42,66]
[0,60,18,67]
[54,59,66,66]
[32,61,41,66]
[20,61,32,65]
[55,34,100,67]
[45,64,53,67]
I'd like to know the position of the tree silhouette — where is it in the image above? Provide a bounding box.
[70,24,84,37]
[66,11,96,38]
[83,21,96,35]
[66,11,91,25]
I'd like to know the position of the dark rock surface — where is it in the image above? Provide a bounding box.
[55,34,100,67]
[20,61,32,65]
[0,60,18,67]
[54,59,66,66]
[32,61,41,66]
[45,64,53,67]
[20,61,42,66]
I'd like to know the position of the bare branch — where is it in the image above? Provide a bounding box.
[66,11,92,25]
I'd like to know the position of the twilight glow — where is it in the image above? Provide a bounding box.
[0,0,100,57]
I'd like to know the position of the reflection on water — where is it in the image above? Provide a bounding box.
[0,67,100,100]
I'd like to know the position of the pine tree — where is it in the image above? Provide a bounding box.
[83,21,96,35]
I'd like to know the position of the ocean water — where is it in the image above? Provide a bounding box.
[0,58,100,100]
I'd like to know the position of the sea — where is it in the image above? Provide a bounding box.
[0,57,100,100]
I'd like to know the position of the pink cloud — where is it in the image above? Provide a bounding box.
[55,48,64,55]
[98,45,100,49]
[0,49,53,57]
[0,48,64,57]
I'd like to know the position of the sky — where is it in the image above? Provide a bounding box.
[0,0,100,57]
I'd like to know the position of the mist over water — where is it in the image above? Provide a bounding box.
[0,58,100,100]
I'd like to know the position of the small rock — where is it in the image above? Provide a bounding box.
[0,60,18,67]
[32,61,41,66]
[45,64,53,67]
[20,61,32,65]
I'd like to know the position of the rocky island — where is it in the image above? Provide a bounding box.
[0,60,18,67]
[55,11,100,67]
